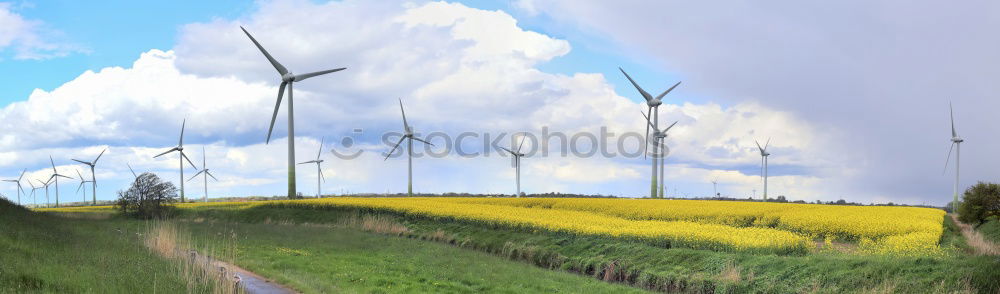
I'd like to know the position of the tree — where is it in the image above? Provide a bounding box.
[115,173,178,219]
[958,182,1000,228]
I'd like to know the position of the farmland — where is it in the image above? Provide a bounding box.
[33,197,1000,293]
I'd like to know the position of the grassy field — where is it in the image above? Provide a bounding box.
[179,219,645,293]
[0,199,218,293]
[168,199,999,293]
[979,218,1000,243]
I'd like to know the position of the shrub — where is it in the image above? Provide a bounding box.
[958,182,1000,228]
[115,173,178,219]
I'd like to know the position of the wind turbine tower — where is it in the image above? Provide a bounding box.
[620,68,680,199]
[298,138,326,198]
[755,139,771,200]
[944,102,964,213]
[498,134,527,197]
[384,99,435,197]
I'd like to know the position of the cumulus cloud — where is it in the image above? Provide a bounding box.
[0,0,839,204]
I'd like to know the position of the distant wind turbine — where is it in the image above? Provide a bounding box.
[3,169,26,205]
[71,148,106,205]
[75,169,94,203]
[36,178,51,208]
[28,180,40,206]
[188,146,219,202]
[153,119,198,202]
[712,178,718,197]
[384,98,435,197]
[240,26,346,198]
[48,156,72,207]
[640,110,678,198]
[755,139,771,200]
[620,67,681,199]
[498,134,528,197]
[297,138,326,198]
[943,102,964,213]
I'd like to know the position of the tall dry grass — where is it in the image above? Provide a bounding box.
[950,214,1000,256]
[143,221,244,294]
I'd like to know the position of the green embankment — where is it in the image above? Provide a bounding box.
[178,203,1000,293]
[979,218,1000,243]
[0,199,215,293]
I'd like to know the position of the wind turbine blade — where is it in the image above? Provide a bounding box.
[56,174,72,180]
[943,143,955,174]
[319,169,325,183]
[642,107,651,159]
[764,138,771,150]
[77,182,85,193]
[295,68,346,81]
[153,147,178,158]
[516,134,526,153]
[413,137,434,146]
[18,169,25,181]
[94,148,107,164]
[179,118,187,146]
[297,160,317,165]
[755,140,763,153]
[202,146,207,169]
[654,81,682,100]
[188,170,205,182]
[207,171,219,181]
[317,137,324,160]
[266,81,288,144]
[760,156,764,181]
[181,152,198,170]
[499,146,516,156]
[71,159,90,165]
[240,26,289,75]
[76,169,84,180]
[128,163,138,178]
[950,102,957,138]
[398,98,409,130]
[50,156,56,171]
[662,121,679,133]
[384,137,405,160]
[619,67,652,101]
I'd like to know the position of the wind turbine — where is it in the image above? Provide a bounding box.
[188,146,219,202]
[755,139,771,200]
[48,156,72,207]
[297,138,326,198]
[36,178,51,208]
[712,178,719,197]
[240,26,346,198]
[28,180,40,207]
[498,134,527,197]
[71,148,106,206]
[943,102,964,213]
[640,110,678,199]
[3,169,26,205]
[75,169,94,203]
[384,98,434,197]
[127,163,140,179]
[620,68,681,199]
[153,119,198,202]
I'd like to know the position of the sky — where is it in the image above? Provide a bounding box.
[0,0,996,207]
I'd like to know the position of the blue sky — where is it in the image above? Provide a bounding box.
[1,0,996,207]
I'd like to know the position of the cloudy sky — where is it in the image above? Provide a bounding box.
[1,0,996,206]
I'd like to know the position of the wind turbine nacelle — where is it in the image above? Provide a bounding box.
[648,99,662,107]
[952,137,964,143]
[282,72,296,82]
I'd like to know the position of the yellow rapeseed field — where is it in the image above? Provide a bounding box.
[42,197,946,255]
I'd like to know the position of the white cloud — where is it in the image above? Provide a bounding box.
[0,3,83,60]
[0,0,846,204]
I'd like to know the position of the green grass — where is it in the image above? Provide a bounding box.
[978,217,1000,243]
[0,199,215,293]
[178,203,1000,293]
[180,220,646,293]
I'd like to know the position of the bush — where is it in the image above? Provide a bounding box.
[958,182,1000,228]
[115,173,178,219]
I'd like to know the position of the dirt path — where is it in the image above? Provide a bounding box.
[186,249,297,294]
[949,214,1000,256]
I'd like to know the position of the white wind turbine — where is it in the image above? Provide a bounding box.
[297,138,326,198]
[75,169,94,203]
[384,98,435,197]
[755,139,771,200]
[621,68,681,199]
[712,177,719,197]
[498,134,528,197]
[153,119,198,202]
[48,156,72,207]
[943,102,964,213]
[71,148,106,206]
[640,110,678,199]
[3,169,26,205]
[28,180,40,207]
[240,26,346,198]
[188,146,219,203]
[36,178,51,208]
